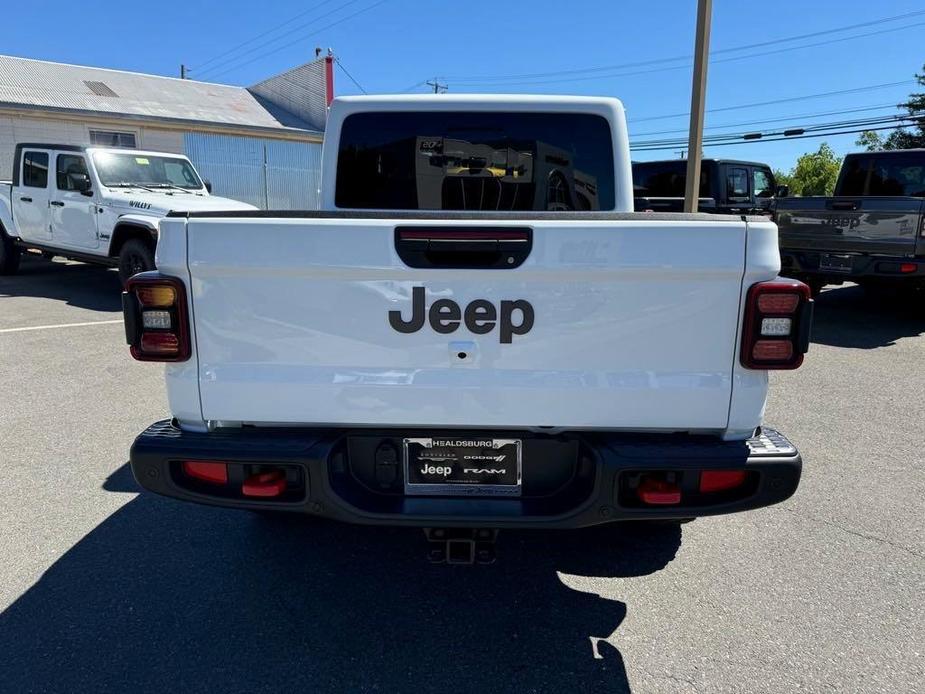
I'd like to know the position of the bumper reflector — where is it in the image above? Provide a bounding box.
[182,461,228,484]
[242,470,287,498]
[699,470,747,493]
[637,478,681,505]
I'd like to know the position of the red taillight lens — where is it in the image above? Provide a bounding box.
[756,293,799,314]
[752,339,793,361]
[123,273,191,362]
[699,470,747,493]
[182,461,228,484]
[741,279,812,370]
[140,332,180,354]
[900,262,917,274]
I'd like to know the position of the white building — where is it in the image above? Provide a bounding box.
[0,54,332,209]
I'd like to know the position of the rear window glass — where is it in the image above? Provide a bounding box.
[23,151,49,188]
[632,161,709,197]
[840,153,925,197]
[335,112,615,211]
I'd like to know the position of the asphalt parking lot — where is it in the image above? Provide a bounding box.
[1,253,923,694]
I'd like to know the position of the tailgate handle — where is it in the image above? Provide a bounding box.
[395,227,532,269]
[828,200,859,211]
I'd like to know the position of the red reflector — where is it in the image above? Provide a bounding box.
[756,293,800,313]
[699,470,747,493]
[752,340,793,361]
[637,478,681,505]
[182,461,228,484]
[140,332,180,354]
[900,263,917,273]
[242,470,287,498]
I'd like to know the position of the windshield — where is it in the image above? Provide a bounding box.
[92,152,203,190]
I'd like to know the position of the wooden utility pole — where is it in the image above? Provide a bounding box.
[683,0,712,213]
[426,78,447,94]
[180,64,188,80]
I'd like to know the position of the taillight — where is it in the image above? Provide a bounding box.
[122,273,191,362]
[741,278,813,370]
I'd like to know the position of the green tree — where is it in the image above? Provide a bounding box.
[773,168,794,190]
[857,65,925,150]
[855,130,884,151]
[787,143,841,196]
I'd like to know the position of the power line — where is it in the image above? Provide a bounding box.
[193,0,342,71]
[196,0,367,77]
[398,80,429,93]
[633,122,918,151]
[630,103,900,137]
[634,114,915,147]
[197,0,389,80]
[631,80,915,123]
[635,113,914,147]
[432,9,925,84]
[443,20,925,88]
[335,57,367,94]
[630,115,919,151]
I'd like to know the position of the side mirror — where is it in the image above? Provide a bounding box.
[776,184,790,198]
[68,172,93,196]
[203,179,213,193]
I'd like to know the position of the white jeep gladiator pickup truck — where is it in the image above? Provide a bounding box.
[0,144,255,283]
[124,95,812,553]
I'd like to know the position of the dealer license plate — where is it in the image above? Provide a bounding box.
[403,437,522,496]
[819,253,854,273]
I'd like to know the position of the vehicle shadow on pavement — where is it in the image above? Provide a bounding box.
[809,284,925,349]
[0,464,683,694]
[0,254,122,312]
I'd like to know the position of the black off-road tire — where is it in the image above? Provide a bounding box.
[0,230,21,275]
[118,238,155,285]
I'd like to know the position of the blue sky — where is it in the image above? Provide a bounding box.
[2,0,922,171]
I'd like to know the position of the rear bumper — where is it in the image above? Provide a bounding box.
[780,249,924,282]
[130,421,801,528]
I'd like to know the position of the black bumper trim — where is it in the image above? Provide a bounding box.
[130,421,802,528]
[780,250,925,280]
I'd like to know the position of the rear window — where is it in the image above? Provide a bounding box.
[335,112,615,211]
[632,160,709,197]
[839,153,925,197]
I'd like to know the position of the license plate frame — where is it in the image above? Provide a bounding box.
[403,437,522,497]
[819,253,854,273]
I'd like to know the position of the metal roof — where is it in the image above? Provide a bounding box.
[0,54,322,136]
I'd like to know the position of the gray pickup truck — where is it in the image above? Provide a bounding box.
[775,149,925,296]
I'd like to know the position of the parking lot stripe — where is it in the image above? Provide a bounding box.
[0,319,123,334]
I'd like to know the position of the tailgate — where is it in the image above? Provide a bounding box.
[777,197,924,255]
[186,216,750,432]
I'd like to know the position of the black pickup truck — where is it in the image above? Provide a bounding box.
[775,149,925,295]
[632,158,778,214]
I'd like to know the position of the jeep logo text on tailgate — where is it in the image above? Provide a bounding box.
[389,286,534,343]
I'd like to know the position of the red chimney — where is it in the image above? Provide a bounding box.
[325,55,334,107]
